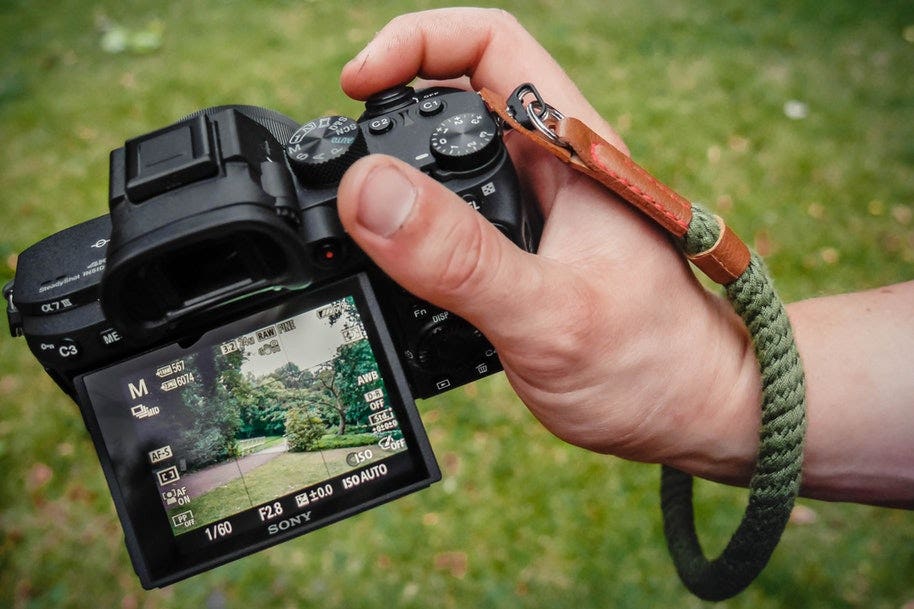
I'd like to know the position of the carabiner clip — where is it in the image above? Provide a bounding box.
[506,83,567,148]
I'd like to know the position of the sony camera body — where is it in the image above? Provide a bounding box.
[4,86,541,588]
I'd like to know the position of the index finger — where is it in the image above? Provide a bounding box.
[340,8,621,148]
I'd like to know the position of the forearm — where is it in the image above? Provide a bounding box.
[787,280,914,507]
[691,281,914,507]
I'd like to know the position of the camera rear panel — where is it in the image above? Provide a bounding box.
[4,85,541,589]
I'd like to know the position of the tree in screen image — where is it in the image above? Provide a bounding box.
[307,337,378,436]
[174,350,249,469]
[172,298,383,460]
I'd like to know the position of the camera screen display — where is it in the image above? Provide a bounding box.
[75,275,439,588]
[129,294,405,541]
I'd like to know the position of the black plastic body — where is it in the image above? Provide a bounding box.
[7,87,541,400]
[3,86,541,588]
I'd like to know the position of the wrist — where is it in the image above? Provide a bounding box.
[661,290,763,486]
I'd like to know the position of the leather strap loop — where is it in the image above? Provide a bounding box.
[479,88,574,163]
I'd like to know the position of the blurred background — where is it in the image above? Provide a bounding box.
[1,0,912,607]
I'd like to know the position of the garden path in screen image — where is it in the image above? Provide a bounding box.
[180,439,290,497]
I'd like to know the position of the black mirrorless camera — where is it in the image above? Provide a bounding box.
[3,86,541,588]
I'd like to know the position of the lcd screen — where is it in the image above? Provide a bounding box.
[76,276,439,587]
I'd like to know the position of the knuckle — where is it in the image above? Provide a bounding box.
[486,8,522,30]
[386,12,413,29]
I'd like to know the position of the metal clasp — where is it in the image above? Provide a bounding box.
[506,83,567,148]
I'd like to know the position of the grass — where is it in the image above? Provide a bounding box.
[171,447,388,534]
[1,1,913,608]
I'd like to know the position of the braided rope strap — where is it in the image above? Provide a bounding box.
[661,205,808,601]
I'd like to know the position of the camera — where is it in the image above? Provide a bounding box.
[3,85,541,588]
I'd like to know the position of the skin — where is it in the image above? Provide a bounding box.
[333,8,914,508]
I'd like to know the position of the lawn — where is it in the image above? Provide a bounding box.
[1,1,912,608]
[170,446,388,534]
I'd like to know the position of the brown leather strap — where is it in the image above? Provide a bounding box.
[554,117,692,237]
[480,87,751,285]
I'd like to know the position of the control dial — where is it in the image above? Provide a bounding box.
[430,112,500,172]
[286,116,367,187]
[414,316,490,373]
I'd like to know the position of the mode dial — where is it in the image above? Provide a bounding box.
[429,112,499,172]
[286,116,367,187]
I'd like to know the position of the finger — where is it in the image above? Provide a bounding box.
[336,153,582,349]
[341,8,543,98]
[413,75,472,92]
[341,7,625,151]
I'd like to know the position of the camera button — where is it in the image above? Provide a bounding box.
[418,99,443,117]
[98,327,124,348]
[368,116,393,135]
[48,337,81,361]
[313,239,344,266]
[363,85,416,117]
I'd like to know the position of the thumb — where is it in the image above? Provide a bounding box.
[337,154,571,348]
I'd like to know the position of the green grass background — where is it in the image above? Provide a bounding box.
[1,0,912,607]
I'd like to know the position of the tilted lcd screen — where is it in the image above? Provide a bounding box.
[136,296,407,538]
[77,277,439,587]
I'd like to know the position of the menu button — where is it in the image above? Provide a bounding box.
[99,327,123,347]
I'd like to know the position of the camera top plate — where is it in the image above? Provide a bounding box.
[12,215,111,317]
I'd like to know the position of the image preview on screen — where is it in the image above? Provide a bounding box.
[75,276,441,588]
[93,296,409,538]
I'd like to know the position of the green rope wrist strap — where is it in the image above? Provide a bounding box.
[482,84,808,601]
[665,205,807,601]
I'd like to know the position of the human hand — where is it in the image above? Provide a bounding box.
[336,8,762,482]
